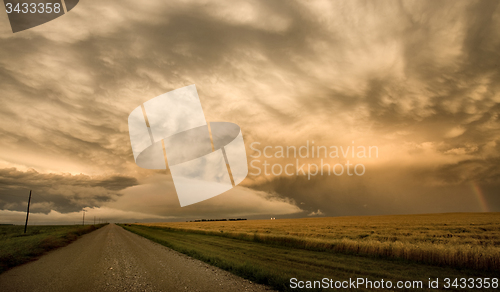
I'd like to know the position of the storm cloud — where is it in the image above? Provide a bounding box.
[0,168,138,213]
[0,0,499,222]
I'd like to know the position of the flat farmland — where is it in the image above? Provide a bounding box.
[0,224,106,274]
[124,213,500,291]
[141,213,500,271]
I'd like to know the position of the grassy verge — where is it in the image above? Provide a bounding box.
[120,224,498,292]
[0,224,107,274]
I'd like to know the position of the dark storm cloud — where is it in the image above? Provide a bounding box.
[0,168,138,213]
[250,162,500,217]
[0,0,499,218]
[93,176,140,191]
[435,157,500,184]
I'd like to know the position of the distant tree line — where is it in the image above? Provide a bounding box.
[188,218,247,222]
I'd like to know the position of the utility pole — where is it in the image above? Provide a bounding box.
[94,216,95,225]
[24,190,32,234]
[82,209,86,226]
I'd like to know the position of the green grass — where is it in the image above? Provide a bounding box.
[120,224,499,292]
[0,224,107,274]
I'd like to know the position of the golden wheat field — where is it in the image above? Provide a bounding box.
[142,213,500,270]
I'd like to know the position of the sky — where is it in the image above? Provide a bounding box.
[0,0,499,224]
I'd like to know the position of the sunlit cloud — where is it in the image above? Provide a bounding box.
[1,0,499,222]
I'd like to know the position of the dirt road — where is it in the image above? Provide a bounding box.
[0,224,273,292]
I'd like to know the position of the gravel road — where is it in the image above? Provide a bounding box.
[0,224,274,292]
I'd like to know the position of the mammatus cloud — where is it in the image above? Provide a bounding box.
[0,0,499,220]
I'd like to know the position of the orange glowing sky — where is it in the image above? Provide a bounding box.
[0,0,499,223]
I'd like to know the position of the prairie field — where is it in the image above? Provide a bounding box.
[142,213,500,271]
